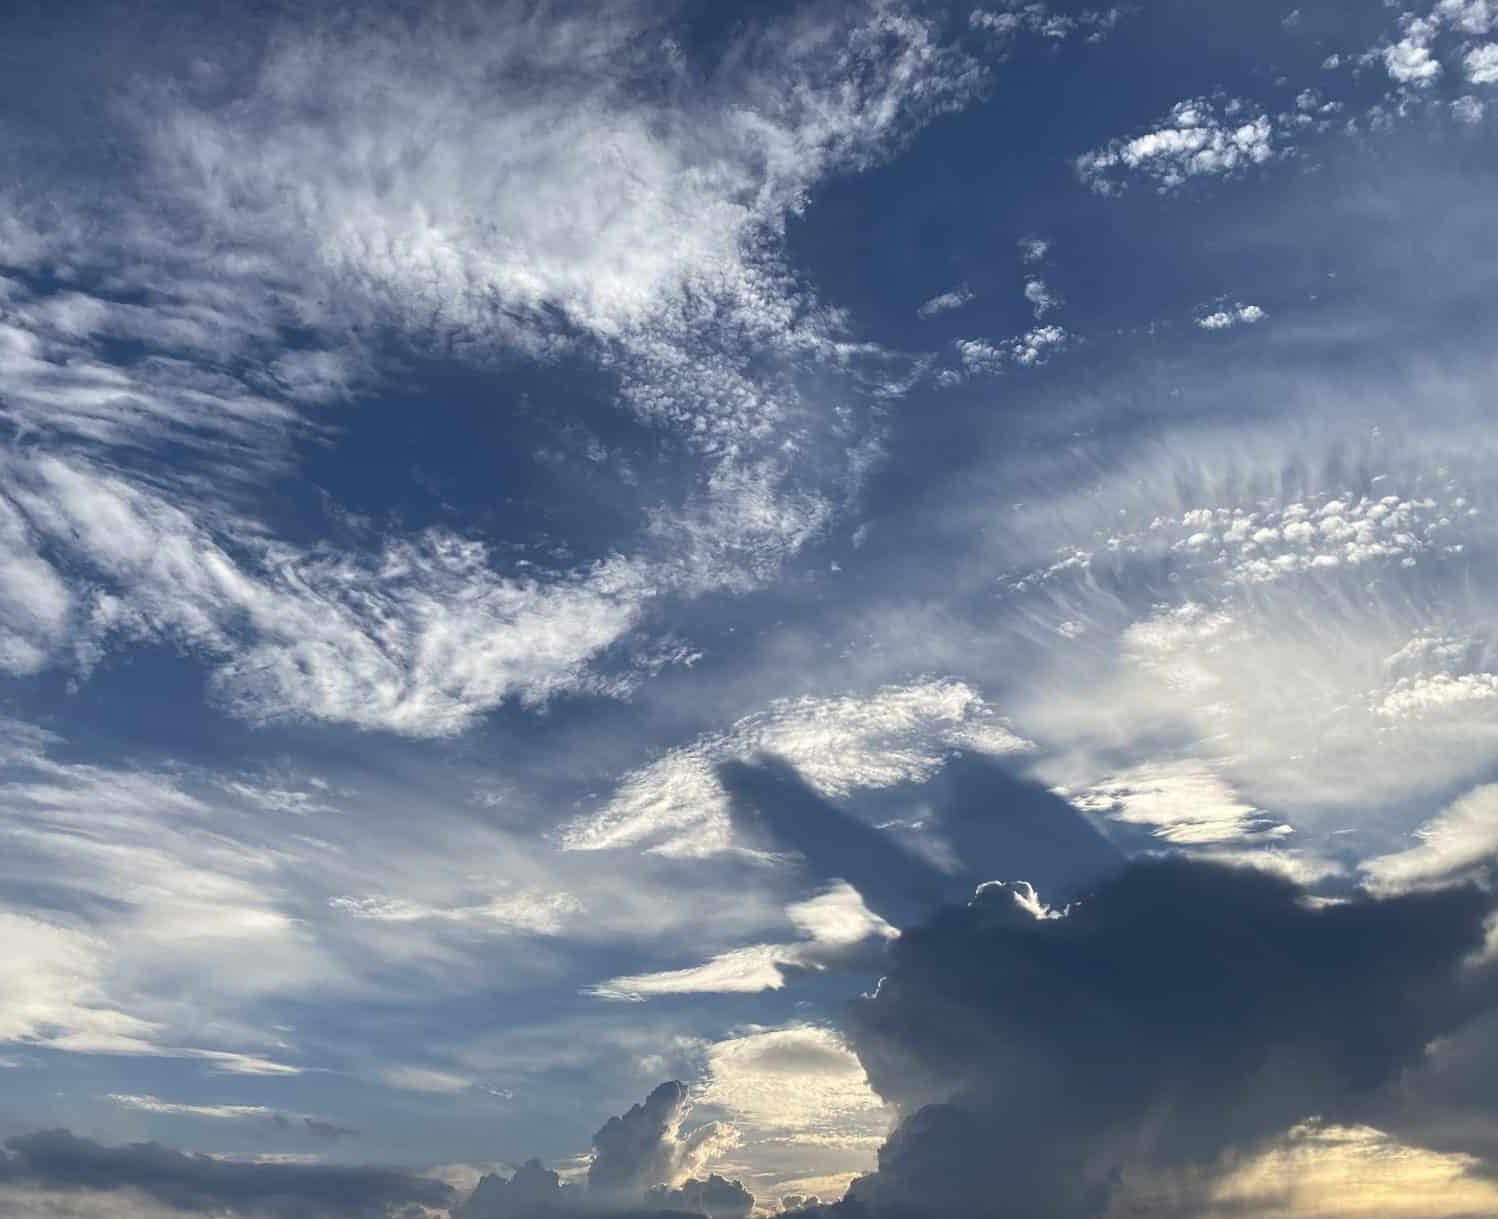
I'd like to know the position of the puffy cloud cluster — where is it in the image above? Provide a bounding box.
[1195,302,1267,330]
[837,857,1498,1219]
[1023,490,1473,590]
[1076,99,1276,194]
[589,1083,739,1204]
[460,1083,753,1219]
[949,326,1069,379]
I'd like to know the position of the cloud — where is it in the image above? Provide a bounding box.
[105,1095,278,1122]
[1384,17,1444,86]
[1196,302,1267,330]
[563,680,1031,857]
[1363,784,1498,894]
[0,1129,451,1219]
[586,884,896,1000]
[950,326,1069,378]
[456,1087,755,1219]
[698,1026,890,1148]
[1466,42,1498,81]
[589,1082,739,1202]
[1023,278,1061,319]
[0,0,991,736]
[1060,759,1292,847]
[1120,1120,1498,1219]
[839,858,1498,1219]
[327,890,582,936]
[969,6,1125,44]
[456,1158,573,1219]
[915,287,975,319]
[1018,236,1050,264]
[373,1067,473,1096]
[1076,98,1276,194]
[646,1175,754,1219]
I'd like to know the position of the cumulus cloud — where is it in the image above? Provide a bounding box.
[839,858,1498,1219]
[950,326,1068,378]
[1076,98,1276,193]
[1023,278,1061,319]
[1466,42,1498,81]
[589,1082,740,1203]
[645,1175,754,1219]
[1195,302,1267,330]
[1384,17,1444,86]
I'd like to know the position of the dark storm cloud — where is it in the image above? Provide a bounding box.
[0,1128,453,1218]
[834,857,1498,1219]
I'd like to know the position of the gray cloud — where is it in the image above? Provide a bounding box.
[457,1085,754,1219]
[834,857,1498,1219]
[0,1129,452,1219]
[588,1082,737,1203]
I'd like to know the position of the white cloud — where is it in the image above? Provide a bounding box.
[328,890,581,936]
[1363,784,1498,892]
[1018,235,1050,264]
[588,946,792,1001]
[1436,0,1498,37]
[1384,17,1444,86]
[376,1066,473,1095]
[105,1094,278,1121]
[1061,760,1290,847]
[1122,1121,1498,1219]
[1024,278,1061,318]
[916,285,975,318]
[1196,303,1268,330]
[970,6,1125,43]
[1077,99,1275,193]
[952,325,1069,378]
[563,680,1032,855]
[1453,94,1489,123]
[587,884,896,1000]
[1464,42,1498,81]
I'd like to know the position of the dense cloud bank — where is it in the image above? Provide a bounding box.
[832,859,1498,1219]
[0,1083,755,1219]
[0,1128,455,1218]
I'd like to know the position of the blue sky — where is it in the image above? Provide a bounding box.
[7,2,1498,1217]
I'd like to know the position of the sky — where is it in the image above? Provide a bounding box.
[7,0,1498,1216]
